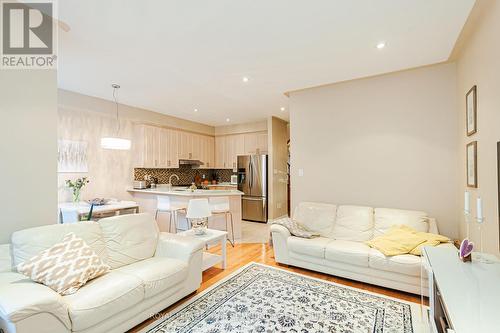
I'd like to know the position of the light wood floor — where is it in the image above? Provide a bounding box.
[130,242,425,332]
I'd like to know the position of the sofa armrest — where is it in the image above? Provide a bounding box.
[155,232,205,262]
[270,225,291,264]
[270,224,291,239]
[0,272,70,332]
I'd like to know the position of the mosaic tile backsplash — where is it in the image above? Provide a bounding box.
[134,165,235,185]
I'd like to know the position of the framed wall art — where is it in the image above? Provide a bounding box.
[466,141,477,188]
[466,85,477,136]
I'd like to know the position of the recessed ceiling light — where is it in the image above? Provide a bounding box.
[194,108,198,112]
[226,118,230,122]
[376,42,386,49]
[280,107,286,111]
[242,77,249,82]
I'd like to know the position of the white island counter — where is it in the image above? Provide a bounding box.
[128,186,243,241]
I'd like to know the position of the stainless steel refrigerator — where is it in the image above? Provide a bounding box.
[238,154,268,223]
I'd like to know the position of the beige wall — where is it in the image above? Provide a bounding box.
[455,0,500,254]
[0,70,58,243]
[289,63,460,238]
[58,89,215,202]
[268,117,289,220]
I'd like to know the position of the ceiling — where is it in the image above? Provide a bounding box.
[58,0,475,126]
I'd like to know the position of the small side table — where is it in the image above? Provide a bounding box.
[177,229,228,271]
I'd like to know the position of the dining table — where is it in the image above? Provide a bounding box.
[58,200,139,223]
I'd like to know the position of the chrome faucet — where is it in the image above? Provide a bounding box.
[168,174,180,185]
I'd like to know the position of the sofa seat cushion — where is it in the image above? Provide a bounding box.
[325,240,370,267]
[0,272,71,329]
[116,257,188,298]
[331,206,374,241]
[63,270,144,331]
[287,237,332,259]
[368,249,422,277]
[374,208,429,237]
[293,202,337,237]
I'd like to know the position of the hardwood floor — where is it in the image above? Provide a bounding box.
[130,242,426,332]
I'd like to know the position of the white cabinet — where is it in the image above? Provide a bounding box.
[199,135,215,169]
[135,125,178,168]
[214,134,245,170]
[215,136,226,168]
[244,131,268,155]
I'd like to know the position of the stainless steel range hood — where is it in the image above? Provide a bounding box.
[179,159,204,167]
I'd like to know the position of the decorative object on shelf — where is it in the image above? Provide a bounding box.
[100,84,131,150]
[466,141,478,188]
[466,85,477,136]
[186,198,211,235]
[459,238,473,262]
[58,140,88,173]
[66,177,89,203]
[189,182,197,192]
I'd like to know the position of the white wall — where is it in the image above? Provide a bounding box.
[289,63,459,238]
[0,70,58,243]
[455,0,500,254]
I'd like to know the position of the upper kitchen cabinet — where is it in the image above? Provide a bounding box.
[199,135,215,169]
[244,131,268,154]
[135,124,179,168]
[215,135,226,168]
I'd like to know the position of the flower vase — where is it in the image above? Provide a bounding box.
[72,190,81,203]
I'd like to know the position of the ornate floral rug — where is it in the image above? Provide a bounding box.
[141,263,428,333]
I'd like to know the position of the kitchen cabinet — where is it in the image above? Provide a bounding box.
[244,131,268,154]
[215,134,245,170]
[135,124,179,168]
[199,135,215,169]
[215,136,226,168]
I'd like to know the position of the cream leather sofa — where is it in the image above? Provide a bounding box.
[271,202,454,296]
[0,213,204,333]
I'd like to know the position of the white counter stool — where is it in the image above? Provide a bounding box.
[208,196,235,247]
[155,196,186,233]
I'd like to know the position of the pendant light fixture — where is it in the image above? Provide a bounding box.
[100,84,131,150]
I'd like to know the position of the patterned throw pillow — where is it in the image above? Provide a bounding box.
[17,232,110,295]
[271,217,320,238]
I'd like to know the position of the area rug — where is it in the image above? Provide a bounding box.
[141,263,428,333]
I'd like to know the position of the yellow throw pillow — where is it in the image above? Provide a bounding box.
[365,226,428,256]
[17,232,109,295]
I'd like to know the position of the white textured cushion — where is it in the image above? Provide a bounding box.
[325,240,371,267]
[331,205,374,241]
[374,208,429,237]
[369,249,422,277]
[293,202,337,237]
[11,222,107,267]
[63,270,144,331]
[98,213,159,269]
[0,272,71,328]
[116,257,187,298]
[287,236,332,259]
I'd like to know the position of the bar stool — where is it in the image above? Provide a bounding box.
[209,196,235,247]
[155,196,187,233]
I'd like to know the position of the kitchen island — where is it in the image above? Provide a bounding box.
[128,186,243,241]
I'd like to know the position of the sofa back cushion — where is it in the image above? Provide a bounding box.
[11,222,107,267]
[98,213,159,269]
[331,205,374,241]
[293,202,337,237]
[373,208,429,237]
